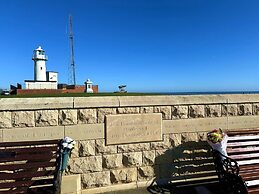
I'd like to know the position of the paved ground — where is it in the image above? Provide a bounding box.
[104,182,222,194]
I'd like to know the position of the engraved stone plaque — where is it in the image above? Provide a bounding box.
[106,113,162,145]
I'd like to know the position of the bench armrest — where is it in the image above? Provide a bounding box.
[212,150,240,176]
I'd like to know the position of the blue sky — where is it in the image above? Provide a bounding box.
[1,0,259,92]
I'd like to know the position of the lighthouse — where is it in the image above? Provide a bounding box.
[33,46,47,81]
[24,46,58,89]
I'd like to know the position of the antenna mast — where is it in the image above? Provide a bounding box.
[68,15,76,85]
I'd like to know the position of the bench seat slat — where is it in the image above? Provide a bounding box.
[240,165,259,173]
[237,159,259,166]
[247,188,259,194]
[246,180,259,187]
[240,171,259,180]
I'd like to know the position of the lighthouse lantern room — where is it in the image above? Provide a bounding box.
[33,46,48,81]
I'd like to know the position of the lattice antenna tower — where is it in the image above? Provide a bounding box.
[68,15,76,85]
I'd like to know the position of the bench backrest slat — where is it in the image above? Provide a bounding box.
[227,147,259,154]
[228,135,259,141]
[227,141,259,147]
[0,145,58,154]
[0,139,61,193]
[0,170,56,180]
[0,178,54,189]
[0,161,56,171]
[0,140,60,147]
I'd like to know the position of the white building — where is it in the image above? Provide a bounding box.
[85,79,93,93]
[25,46,58,89]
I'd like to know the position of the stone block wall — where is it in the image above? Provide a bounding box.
[1,94,259,193]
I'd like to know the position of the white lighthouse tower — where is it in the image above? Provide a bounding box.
[33,46,47,81]
[24,46,58,89]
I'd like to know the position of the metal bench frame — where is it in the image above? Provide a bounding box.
[212,130,259,194]
[212,150,247,194]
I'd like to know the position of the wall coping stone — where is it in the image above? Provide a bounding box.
[74,97,120,108]
[0,97,74,110]
[1,94,259,111]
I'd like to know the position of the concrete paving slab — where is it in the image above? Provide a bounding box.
[104,182,222,194]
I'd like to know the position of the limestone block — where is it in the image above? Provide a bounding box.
[0,111,11,128]
[227,115,259,130]
[172,106,188,119]
[78,109,97,124]
[70,141,79,158]
[110,168,137,183]
[253,103,259,115]
[150,135,172,150]
[143,150,156,165]
[2,126,64,142]
[123,152,142,167]
[118,143,150,153]
[154,106,172,120]
[35,110,58,127]
[138,166,154,180]
[198,132,208,142]
[65,124,104,140]
[158,163,180,179]
[189,105,205,118]
[81,171,110,188]
[117,107,140,114]
[205,105,221,117]
[181,133,198,143]
[163,117,228,134]
[12,111,34,127]
[222,104,237,116]
[169,133,182,147]
[61,174,81,194]
[97,108,117,123]
[79,140,95,157]
[68,156,102,173]
[191,148,210,160]
[95,139,117,155]
[103,154,123,169]
[59,109,77,125]
[238,104,252,116]
[140,106,154,114]
[0,129,2,142]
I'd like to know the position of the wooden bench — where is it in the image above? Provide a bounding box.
[0,139,62,194]
[213,129,259,194]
